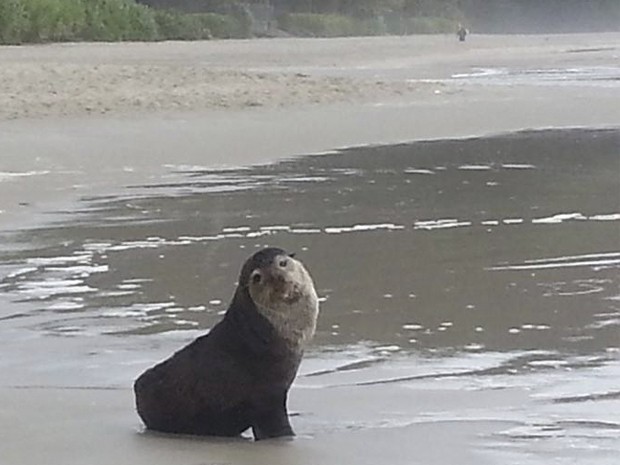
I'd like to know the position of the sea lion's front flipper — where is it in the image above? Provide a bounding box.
[251,391,294,440]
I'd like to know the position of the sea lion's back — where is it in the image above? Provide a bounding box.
[134,325,254,434]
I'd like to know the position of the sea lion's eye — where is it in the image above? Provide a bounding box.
[279,259,288,267]
[289,253,296,258]
[252,271,262,284]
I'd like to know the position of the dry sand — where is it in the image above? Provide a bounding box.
[0,33,618,120]
[0,37,444,120]
[1,33,620,465]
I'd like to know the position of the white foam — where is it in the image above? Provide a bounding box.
[587,318,620,330]
[452,68,506,79]
[375,345,401,352]
[246,230,272,238]
[117,283,141,290]
[533,212,587,224]
[221,226,251,233]
[164,307,183,313]
[402,324,423,331]
[103,309,149,318]
[174,320,199,326]
[27,255,92,266]
[458,164,492,171]
[325,223,405,234]
[83,242,113,252]
[501,163,536,170]
[464,343,485,351]
[47,265,109,275]
[524,252,620,264]
[589,213,620,221]
[106,238,192,251]
[163,164,210,172]
[188,305,206,311]
[0,170,50,182]
[279,176,329,183]
[528,359,569,367]
[259,225,291,231]
[414,219,471,230]
[129,302,176,313]
[17,279,97,299]
[489,252,620,271]
[48,301,85,311]
[291,228,322,234]
[490,258,620,271]
[6,267,38,278]
[404,168,435,175]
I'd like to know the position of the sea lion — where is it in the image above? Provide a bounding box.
[133,247,319,440]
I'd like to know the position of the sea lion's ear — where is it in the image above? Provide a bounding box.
[288,253,296,258]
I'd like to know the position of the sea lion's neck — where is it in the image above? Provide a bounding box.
[247,257,320,348]
[225,289,296,354]
[229,286,318,350]
[253,292,319,348]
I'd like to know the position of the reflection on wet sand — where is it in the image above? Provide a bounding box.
[2,129,618,350]
[0,128,619,463]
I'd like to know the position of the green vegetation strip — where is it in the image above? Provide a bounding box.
[278,13,455,37]
[0,0,250,44]
[0,0,460,44]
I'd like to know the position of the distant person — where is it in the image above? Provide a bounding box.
[457,24,468,42]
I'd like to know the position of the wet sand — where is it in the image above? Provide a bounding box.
[1,34,620,231]
[1,34,620,465]
[2,128,619,465]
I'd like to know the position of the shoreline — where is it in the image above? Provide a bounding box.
[1,33,619,233]
[2,85,619,234]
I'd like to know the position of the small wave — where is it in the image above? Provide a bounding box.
[414,219,472,230]
[404,168,435,175]
[450,66,620,88]
[533,212,587,224]
[501,163,536,170]
[488,252,620,271]
[458,164,492,171]
[553,390,620,404]
[325,223,405,234]
[0,170,50,182]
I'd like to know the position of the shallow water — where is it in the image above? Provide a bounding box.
[450,66,620,88]
[1,128,619,464]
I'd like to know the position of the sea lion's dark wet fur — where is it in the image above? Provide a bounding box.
[134,248,318,440]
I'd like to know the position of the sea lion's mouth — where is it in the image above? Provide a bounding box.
[273,279,303,305]
[282,289,302,305]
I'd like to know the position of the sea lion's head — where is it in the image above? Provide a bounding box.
[239,247,319,346]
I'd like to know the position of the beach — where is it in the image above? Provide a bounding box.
[0,33,618,120]
[1,33,620,230]
[1,33,619,465]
